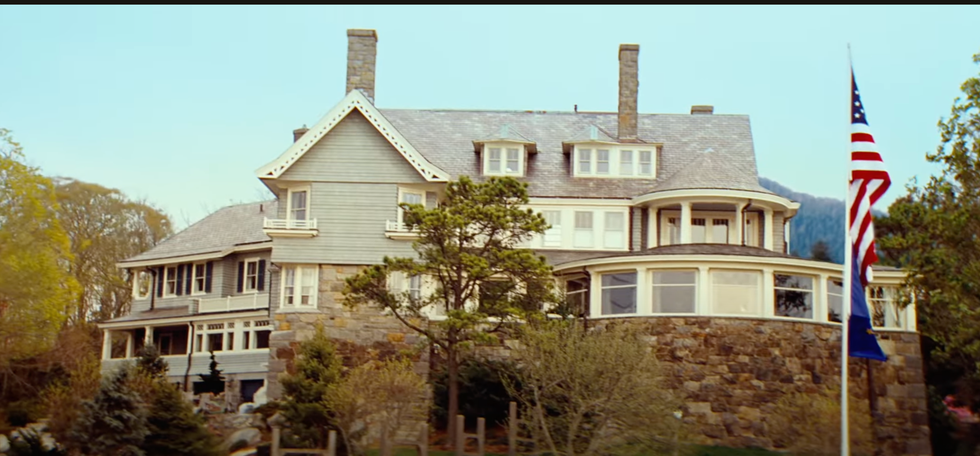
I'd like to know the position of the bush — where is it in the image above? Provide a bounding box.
[42,353,102,445]
[3,400,45,428]
[143,380,225,456]
[767,385,872,456]
[278,324,343,449]
[431,357,520,429]
[66,366,149,456]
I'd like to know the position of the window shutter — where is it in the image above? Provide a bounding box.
[205,262,213,294]
[176,264,184,296]
[237,261,245,293]
[185,263,193,295]
[156,267,164,297]
[257,260,266,291]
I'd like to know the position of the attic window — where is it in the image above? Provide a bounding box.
[574,145,656,178]
[483,144,524,177]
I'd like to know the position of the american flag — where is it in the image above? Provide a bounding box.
[848,70,890,285]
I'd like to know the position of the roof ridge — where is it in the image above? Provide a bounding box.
[378,108,747,117]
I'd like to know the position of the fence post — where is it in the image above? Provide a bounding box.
[271,426,280,456]
[477,417,485,456]
[508,402,517,456]
[418,423,428,456]
[327,430,337,456]
[455,415,465,456]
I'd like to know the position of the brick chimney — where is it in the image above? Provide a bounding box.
[691,105,714,115]
[618,44,639,142]
[293,126,308,143]
[346,29,378,103]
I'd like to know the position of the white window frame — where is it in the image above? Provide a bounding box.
[596,149,611,175]
[773,273,815,320]
[242,320,272,350]
[280,264,319,310]
[868,285,902,329]
[541,210,562,248]
[573,145,656,178]
[603,211,626,249]
[397,187,426,227]
[651,270,698,314]
[709,269,763,316]
[527,205,630,251]
[660,211,757,246]
[243,258,260,293]
[195,322,228,353]
[573,211,594,248]
[286,187,311,222]
[483,143,525,177]
[164,266,178,297]
[133,270,152,300]
[600,271,638,315]
[827,277,844,323]
[191,262,207,296]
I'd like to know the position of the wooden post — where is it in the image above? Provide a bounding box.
[271,426,281,456]
[418,423,428,456]
[327,430,337,456]
[477,417,486,456]
[380,427,390,456]
[508,402,517,456]
[455,415,465,456]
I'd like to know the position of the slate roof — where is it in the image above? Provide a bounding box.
[121,200,277,264]
[381,109,777,199]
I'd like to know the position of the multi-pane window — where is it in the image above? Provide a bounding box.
[488,148,501,173]
[135,271,152,299]
[165,266,178,296]
[652,270,697,313]
[619,150,633,175]
[578,149,592,174]
[289,190,308,221]
[869,286,902,328]
[244,260,259,292]
[828,278,844,322]
[542,210,562,247]
[639,150,653,176]
[565,278,590,316]
[601,272,637,315]
[282,265,318,308]
[575,146,655,178]
[192,263,206,294]
[485,146,522,176]
[711,270,761,315]
[506,148,520,173]
[596,150,610,174]
[574,211,594,248]
[774,274,814,319]
[603,212,625,249]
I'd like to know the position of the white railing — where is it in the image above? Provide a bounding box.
[198,293,269,314]
[263,218,317,230]
[386,220,419,232]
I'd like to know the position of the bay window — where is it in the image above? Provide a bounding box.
[651,270,697,313]
[711,270,761,315]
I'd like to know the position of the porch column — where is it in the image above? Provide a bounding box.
[734,202,746,246]
[680,201,692,244]
[125,333,133,358]
[785,219,791,253]
[102,329,112,360]
[144,325,153,346]
[763,208,774,251]
[647,206,658,248]
[187,323,195,353]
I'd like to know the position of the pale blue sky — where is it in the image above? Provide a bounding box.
[2,5,978,229]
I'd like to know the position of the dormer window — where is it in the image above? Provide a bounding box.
[573,145,656,178]
[485,146,523,176]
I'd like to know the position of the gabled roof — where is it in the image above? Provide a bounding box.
[119,200,276,266]
[255,90,449,182]
[380,109,776,199]
[473,124,537,153]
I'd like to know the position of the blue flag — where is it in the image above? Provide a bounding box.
[848,249,887,361]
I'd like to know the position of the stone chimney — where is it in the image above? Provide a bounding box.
[346,29,378,103]
[293,126,308,143]
[691,105,714,115]
[618,44,639,142]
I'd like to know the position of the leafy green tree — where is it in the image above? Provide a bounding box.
[197,351,225,395]
[67,366,148,456]
[53,178,172,324]
[278,324,343,449]
[877,50,980,414]
[344,176,558,441]
[143,380,224,456]
[0,128,79,397]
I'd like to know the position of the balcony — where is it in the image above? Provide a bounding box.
[263,217,318,238]
[385,220,420,240]
[198,293,270,313]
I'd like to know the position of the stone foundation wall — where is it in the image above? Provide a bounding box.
[267,264,430,443]
[588,317,931,456]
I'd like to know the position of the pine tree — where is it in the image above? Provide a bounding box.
[137,343,168,380]
[279,324,343,449]
[197,350,225,395]
[67,366,148,456]
[143,381,224,456]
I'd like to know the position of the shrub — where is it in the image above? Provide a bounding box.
[66,366,149,456]
[767,385,873,456]
[143,380,225,456]
[431,357,520,430]
[42,353,102,445]
[278,324,343,449]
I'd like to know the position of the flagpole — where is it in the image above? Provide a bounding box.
[841,42,854,456]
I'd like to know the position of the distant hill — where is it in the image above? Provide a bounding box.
[758,177,887,264]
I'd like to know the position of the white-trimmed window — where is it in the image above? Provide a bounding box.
[287,189,309,221]
[711,270,761,315]
[134,270,152,299]
[164,266,178,296]
[869,286,902,328]
[398,188,425,227]
[565,277,590,316]
[828,278,843,322]
[282,265,318,309]
[603,212,626,249]
[574,211,594,248]
[244,259,259,292]
[774,273,814,319]
[667,217,680,245]
[192,263,207,295]
[601,272,637,315]
[242,320,272,350]
[542,210,562,248]
[691,218,707,243]
[652,270,697,313]
[660,211,747,246]
[712,219,730,244]
[483,145,524,176]
[574,146,656,178]
[195,322,229,353]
